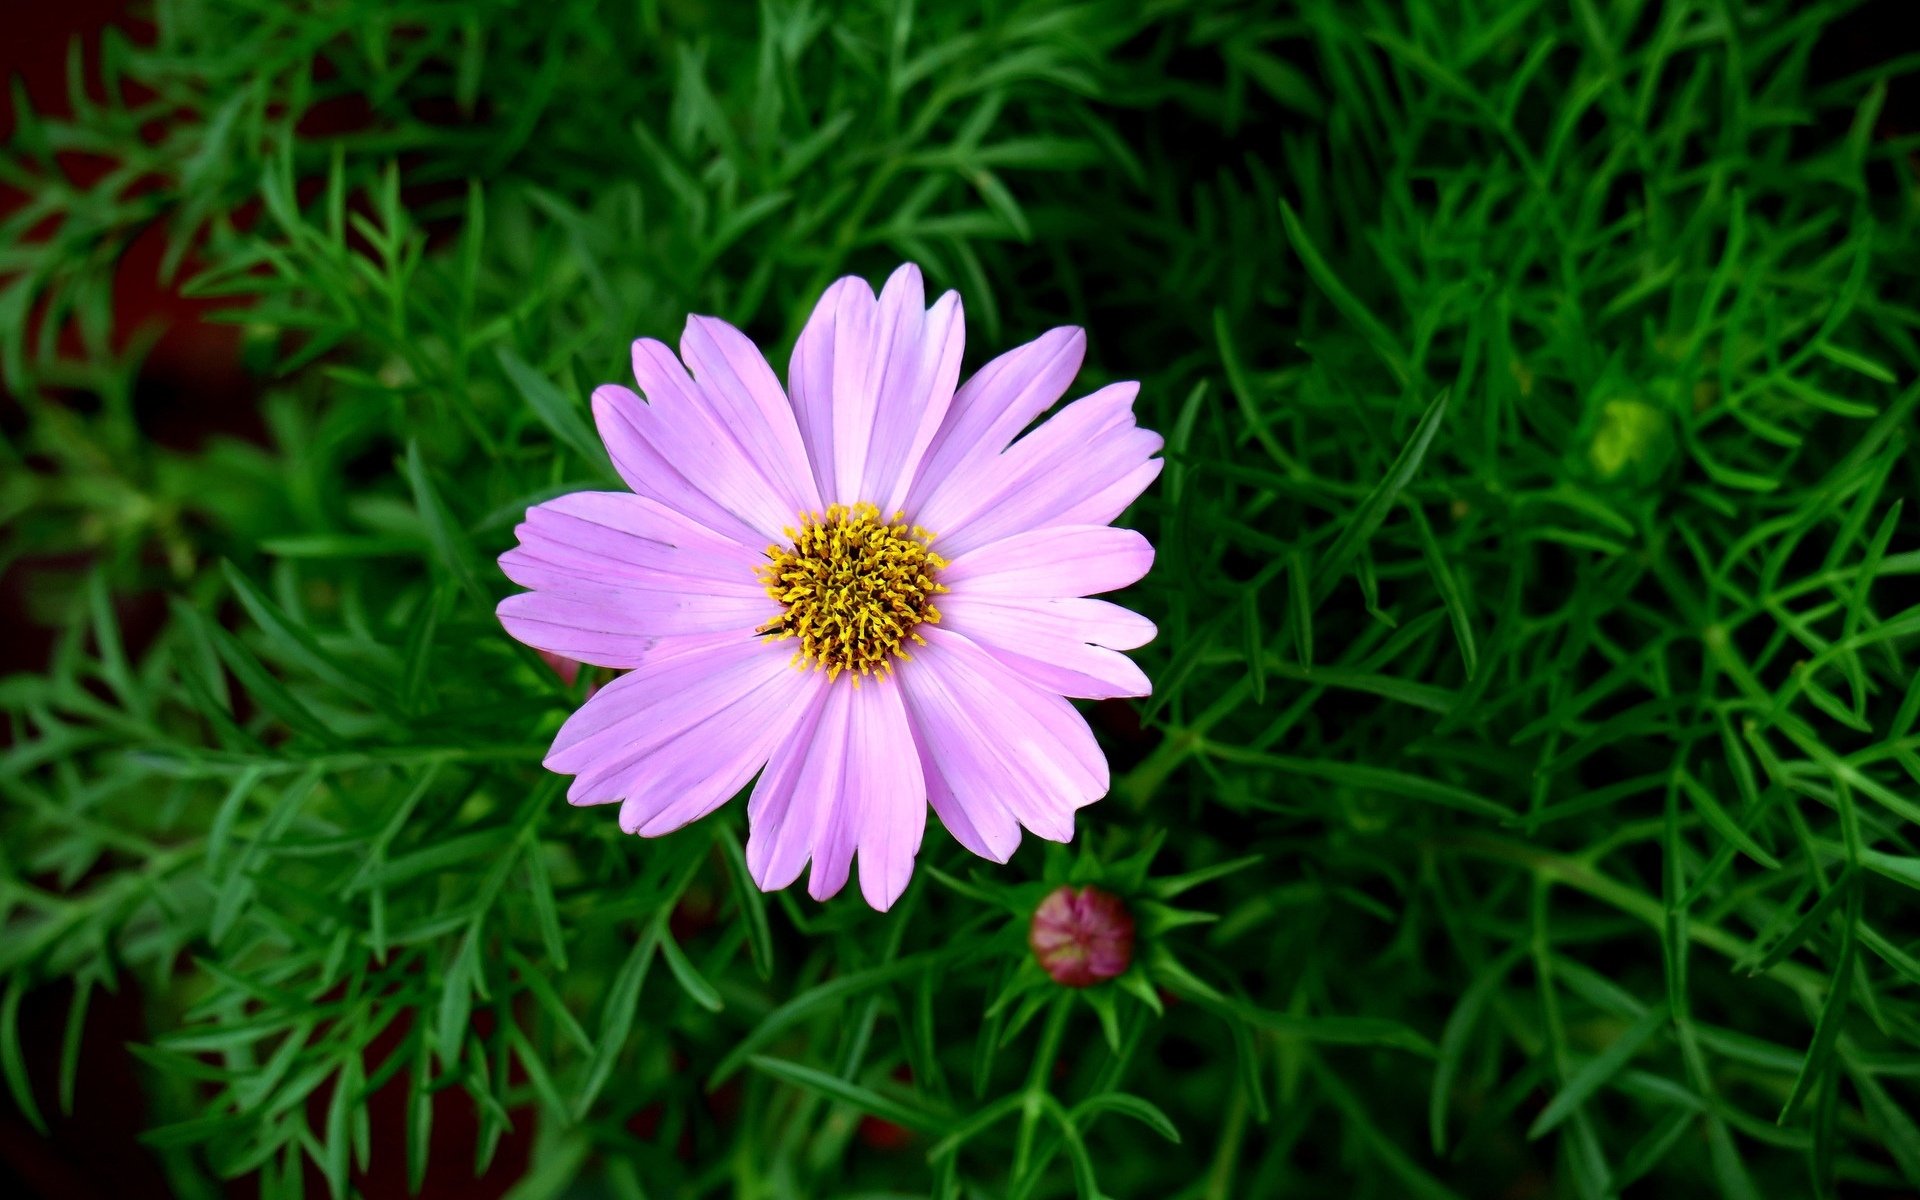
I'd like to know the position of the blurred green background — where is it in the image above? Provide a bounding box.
[4,1,1920,1197]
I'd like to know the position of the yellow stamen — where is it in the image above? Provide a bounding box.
[757,502,946,682]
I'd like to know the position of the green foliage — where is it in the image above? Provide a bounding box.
[5,0,1920,1196]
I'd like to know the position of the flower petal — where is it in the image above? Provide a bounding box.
[496,492,774,665]
[546,632,819,823]
[743,675,929,909]
[592,384,764,546]
[1049,597,1158,650]
[850,267,965,511]
[918,745,1021,864]
[789,265,964,513]
[496,589,769,665]
[941,526,1155,598]
[787,277,861,501]
[611,666,823,836]
[680,315,822,521]
[938,594,1152,699]
[500,491,765,591]
[929,381,1161,556]
[846,677,928,910]
[615,334,816,541]
[745,682,847,895]
[899,627,1108,850]
[905,326,1084,527]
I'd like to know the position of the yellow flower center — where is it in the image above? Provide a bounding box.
[756,502,947,682]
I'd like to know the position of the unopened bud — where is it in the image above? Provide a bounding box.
[1029,885,1134,987]
[538,649,581,685]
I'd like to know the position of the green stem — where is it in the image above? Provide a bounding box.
[1201,1082,1249,1200]
[1011,996,1072,1182]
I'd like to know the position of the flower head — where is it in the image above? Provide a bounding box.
[497,264,1160,910]
[1029,885,1135,986]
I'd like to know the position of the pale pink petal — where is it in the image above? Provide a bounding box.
[787,277,863,501]
[938,594,1151,699]
[787,266,964,512]
[539,633,821,834]
[846,677,928,910]
[591,384,764,546]
[743,674,929,908]
[842,266,964,511]
[905,326,1084,527]
[680,316,821,520]
[745,683,849,895]
[1045,598,1158,650]
[941,526,1155,598]
[620,337,814,540]
[608,665,823,836]
[928,381,1162,555]
[899,628,1108,849]
[496,492,775,666]
[496,592,765,665]
[549,633,771,783]
[918,747,1021,864]
[500,492,765,591]
[828,279,881,504]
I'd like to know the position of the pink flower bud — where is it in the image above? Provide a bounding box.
[1029,885,1134,987]
[538,649,583,686]
[539,651,599,696]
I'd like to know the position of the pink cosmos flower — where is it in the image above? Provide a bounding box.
[496,264,1160,910]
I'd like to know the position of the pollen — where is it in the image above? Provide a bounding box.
[757,502,947,682]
